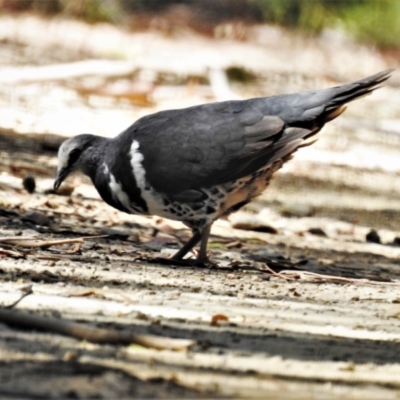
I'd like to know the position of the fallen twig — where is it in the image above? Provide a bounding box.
[31,254,85,261]
[0,235,108,248]
[0,60,137,84]
[0,247,25,258]
[4,287,33,309]
[0,308,194,351]
[273,270,400,286]
[263,263,291,281]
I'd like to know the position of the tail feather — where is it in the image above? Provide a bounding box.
[327,69,393,110]
[296,69,393,129]
[271,69,393,169]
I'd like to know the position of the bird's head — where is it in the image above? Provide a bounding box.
[54,134,99,191]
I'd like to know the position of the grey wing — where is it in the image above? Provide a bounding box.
[132,101,311,201]
[131,69,392,201]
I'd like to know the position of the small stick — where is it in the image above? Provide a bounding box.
[278,270,400,286]
[4,288,33,309]
[0,235,108,248]
[0,308,194,351]
[263,263,292,281]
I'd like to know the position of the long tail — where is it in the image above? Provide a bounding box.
[323,69,394,122]
[266,69,394,162]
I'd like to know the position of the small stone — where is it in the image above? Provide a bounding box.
[252,225,278,234]
[308,227,327,237]
[22,175,36,193]
[63,351,79,362]
[392,237,400,246]
[21,211,52,226]
[366,229,380,244]
[231,215,277,234]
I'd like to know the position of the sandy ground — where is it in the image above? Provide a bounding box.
[1,15,400,399]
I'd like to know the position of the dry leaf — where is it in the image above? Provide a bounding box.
[67,289,96,298]
[210,314,229,326]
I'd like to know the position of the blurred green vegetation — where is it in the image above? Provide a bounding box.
[1,0,399,48]
[255,0,400,48]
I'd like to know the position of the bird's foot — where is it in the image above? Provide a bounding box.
[140,255,216,268]
[171,248,215,267]
[174,259,210,267]
[171,253,215,267]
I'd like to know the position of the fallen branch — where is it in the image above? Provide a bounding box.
[31,254,88,261]
[0,60,137,84]
[0,235,108,248]
[274,269,400,286]
[0,308,194,351]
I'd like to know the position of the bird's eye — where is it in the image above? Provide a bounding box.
[68,149,82,166]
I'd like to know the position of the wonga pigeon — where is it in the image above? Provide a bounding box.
[54,69,392,263]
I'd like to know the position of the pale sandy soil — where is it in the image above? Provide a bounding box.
[0,15,400,399]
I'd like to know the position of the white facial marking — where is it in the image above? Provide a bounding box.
[57,141,71,171]
[130,140,166,215]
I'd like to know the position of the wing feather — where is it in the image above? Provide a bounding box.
[117,69,392,198]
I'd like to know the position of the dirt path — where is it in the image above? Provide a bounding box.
[1,193,400,398]
[0,15,400,398]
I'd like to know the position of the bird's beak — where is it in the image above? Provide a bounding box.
[54,167,69,191]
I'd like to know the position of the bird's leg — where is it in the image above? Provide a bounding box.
[172,230,202,261]
[195,224,212,264]
[172,223,213,263]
